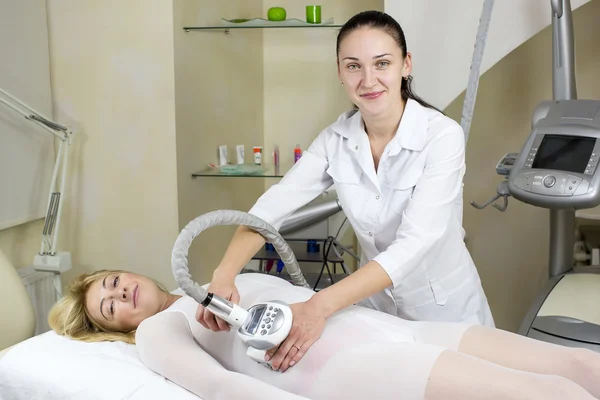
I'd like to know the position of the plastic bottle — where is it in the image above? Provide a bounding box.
[253,146,262,165]
[276,260,285,274]
[294,144,302,163]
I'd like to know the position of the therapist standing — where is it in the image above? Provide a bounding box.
[197,10,494,370]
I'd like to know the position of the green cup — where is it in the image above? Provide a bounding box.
[306,5,321,24]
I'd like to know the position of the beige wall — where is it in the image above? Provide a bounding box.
[0,220,46,269]
[383,0,592,111]
[444,0,600,331]
[172,0,385,282]
[173,1,266,284]
[0,0,53,271]
[40,1,179,289]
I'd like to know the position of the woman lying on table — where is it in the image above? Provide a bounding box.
[50,269,600,400]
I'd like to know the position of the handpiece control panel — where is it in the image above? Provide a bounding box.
[496,153,518,176]
[237,300,293,369]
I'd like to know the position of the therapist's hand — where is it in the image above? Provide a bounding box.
[265,299,328,372]
[195,277,240,332]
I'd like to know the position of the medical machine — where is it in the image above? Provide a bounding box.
[510,99,600,351]
[473,0,600,351]
[171,209,310,367]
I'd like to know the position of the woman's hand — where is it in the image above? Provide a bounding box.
[195,276,240,332]
[265,299,328,372]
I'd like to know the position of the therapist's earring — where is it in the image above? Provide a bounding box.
[341,82,344,86]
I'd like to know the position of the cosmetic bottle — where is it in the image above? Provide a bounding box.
[294,144,302,163]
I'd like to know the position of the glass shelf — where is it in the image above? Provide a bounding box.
[184,18,343,32]
[191,163,292,178]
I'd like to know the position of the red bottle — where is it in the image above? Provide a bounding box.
[294,144,302,163]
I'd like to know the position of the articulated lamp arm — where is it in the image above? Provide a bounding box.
[0,87,74,289]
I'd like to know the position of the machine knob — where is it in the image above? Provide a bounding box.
[544,176,556,188]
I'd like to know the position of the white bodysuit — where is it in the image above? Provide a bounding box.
[135,273,475,400]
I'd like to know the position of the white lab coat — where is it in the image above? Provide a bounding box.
[249,99,495,327]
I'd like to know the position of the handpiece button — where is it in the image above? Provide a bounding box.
[543,176,556,188]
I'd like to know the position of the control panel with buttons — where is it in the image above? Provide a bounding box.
[514,171,589,197]
[507,100,600,209]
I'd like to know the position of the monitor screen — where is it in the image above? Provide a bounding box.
[532,134,595,173]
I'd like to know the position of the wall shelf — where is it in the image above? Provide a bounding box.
[191,163,293,178]
[184,18,343,32]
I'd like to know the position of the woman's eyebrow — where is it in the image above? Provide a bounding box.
[100,298,107,320]
[342,53,392,62]
[100,275,109,320]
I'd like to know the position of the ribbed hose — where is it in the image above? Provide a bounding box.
[172,210,310,305]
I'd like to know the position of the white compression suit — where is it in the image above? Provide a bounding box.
[135,273,475,400]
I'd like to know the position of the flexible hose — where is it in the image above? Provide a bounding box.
[172,210,310,305]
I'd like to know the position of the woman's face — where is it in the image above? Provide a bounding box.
[337,27,411,118]
[86,272,167,332]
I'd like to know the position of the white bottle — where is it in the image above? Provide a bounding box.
[218,145,228,166]
[236,145,245,164]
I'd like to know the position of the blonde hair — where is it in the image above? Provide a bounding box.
[48,269,167,345]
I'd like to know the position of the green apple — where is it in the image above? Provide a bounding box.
[267,7,286,21]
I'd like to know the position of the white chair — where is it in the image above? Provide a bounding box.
[0,250,35,351]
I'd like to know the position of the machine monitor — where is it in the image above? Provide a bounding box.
[508,100,600,209]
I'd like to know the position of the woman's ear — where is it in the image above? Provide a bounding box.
[403,52,413,77]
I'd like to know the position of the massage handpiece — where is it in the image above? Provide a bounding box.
[237,300,293,367]
[202,294,293,368]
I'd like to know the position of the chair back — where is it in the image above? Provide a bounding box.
[0,250,35,350]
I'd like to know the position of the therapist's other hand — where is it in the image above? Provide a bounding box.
[266,300,327,372]
[195,278,240,332]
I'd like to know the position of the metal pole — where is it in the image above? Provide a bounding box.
[548,0,577,277]
[549,209,575,277]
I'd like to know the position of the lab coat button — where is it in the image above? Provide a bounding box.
[368,231,373,236]
[375,195,380,200]
[355,145,358,150]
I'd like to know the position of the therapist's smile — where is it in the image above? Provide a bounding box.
[361,91,384,99]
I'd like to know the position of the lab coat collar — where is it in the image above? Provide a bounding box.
[389,98,428,154]
[330,99,428,154]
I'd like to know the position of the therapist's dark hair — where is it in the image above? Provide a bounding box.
[337,10,443,114]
